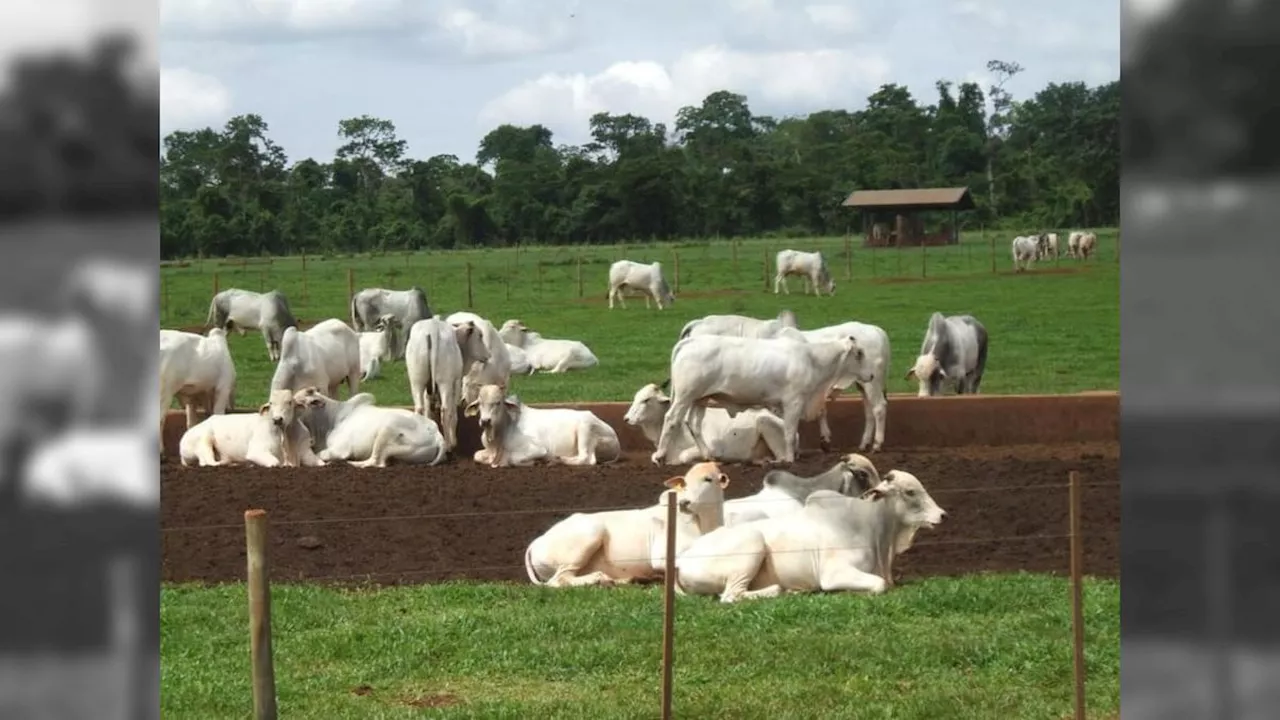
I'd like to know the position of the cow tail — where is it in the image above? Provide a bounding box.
[524,544,542,584]
[205,295,218,327]
[349,293,359,330]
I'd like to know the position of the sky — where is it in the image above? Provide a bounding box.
[151,0,1123,166]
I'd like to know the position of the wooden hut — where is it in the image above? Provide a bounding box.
[842,187,975,247]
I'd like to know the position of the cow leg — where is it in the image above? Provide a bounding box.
[755,415,789,464]
[245,448,281,468]
[473,447,494,464]
[778,402,804,463]
[684,406,713,460]
[561,423,598,466]
[737,585,786,602]
[644,293,652,310]
[653,397,692,464]
[297,441,326,467]
[350,426,397,468]
[715,532,770,603]
[816,406,833,453]
[184,401,198,430]
[818,561,888,595]
[438,384,459,452]
[194,436,221,466]
[862,384,887,452]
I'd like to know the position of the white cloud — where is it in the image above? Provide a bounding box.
[161,0,417,34]
[433,7,573,60]
[718,0,868,48]
[951,0,1009,29]
[160,67,232,130]
[804,4,860,33]
[479,45,891,142]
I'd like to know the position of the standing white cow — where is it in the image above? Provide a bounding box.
[357,314,400,381]
[524,462,730,587]
[675,470,946,602]
[723,454,881,526]
[1011,236,1039,272]
[623,382,789,465]
[905,312,989,397]
[206,289,297,361]
[444,312,512,405]
[655,335,876,464]
[405,317,490,453]
[1077,232,1097,259]
[797,321,891,452]
[1066,231,1095,259]
[292,387,447,467]
[774,250,835,296]
[497,320,598,373]
[607,260,675,310]
[178,389,324,468]
[677,310,798,341]
[464,384,621,467]
[1036,232,1059,260]
[349,286,432,359]
[269,320,362,399]
[158,328,236,454]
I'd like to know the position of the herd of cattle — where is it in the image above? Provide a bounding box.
[1011,230,1099,272]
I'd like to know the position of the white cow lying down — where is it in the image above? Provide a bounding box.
[465,384,621,467]
[675,470,946,602]
[498,319,598,373]
[722,453,880,526]
[525,462,730,587]
[623,382,787,465]
[179,389,324,468]
[293,386,447,467]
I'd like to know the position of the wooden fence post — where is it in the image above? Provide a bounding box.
[213,272,220,298]
[506,257,512,301]
[162,275,170,323]
[987,226,995,274]
[577,253,584,298]
[845,235,853,280]
[762,249,769,292]
[347,268,354,306]
[245,510,278,720]
[466,262,474,308]
[1068,472,1086,720]
[661,491,677,720]
[921,242,926,279]
[537,260,544,296]
[732,239,738,276]
[673,250,681,294]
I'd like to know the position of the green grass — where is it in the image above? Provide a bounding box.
[161,574,1119,719]
[160,231,1119,406]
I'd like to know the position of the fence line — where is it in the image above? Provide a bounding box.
[159,480,1121,534]
[234,470,1106,718]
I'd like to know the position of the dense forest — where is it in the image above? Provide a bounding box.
[159,60,1118,259]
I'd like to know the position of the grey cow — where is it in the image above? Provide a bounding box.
[905,312,988,396]
[722,453,882,526]
[349,286,432,360]
[206,288,297,362]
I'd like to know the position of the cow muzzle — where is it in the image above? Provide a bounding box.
[272,417,285,427]
[478,419,492,429]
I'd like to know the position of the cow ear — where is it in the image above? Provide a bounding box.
[663,476,686,490]
[463,401,480,418]
[717,473,730,489]
[859,486,887,501]
[258,403,271,415]
[904,369,916,381]
[505,395,520,408]
[936,368,947,378]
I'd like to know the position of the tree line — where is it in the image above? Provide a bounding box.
[160,60,1118,259]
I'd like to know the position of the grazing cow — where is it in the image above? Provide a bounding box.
[1078,232,1097,259]
[158,328,237,455]
[498,320,598,373]
[524,462,730,587]
[1037,232,1059,260]
[464,384,621,467]
[774,250,835,296]
[1011,236,1039,271]
[677,309,798,341]
[607,260,675,310]
[1066,231,1083,258]
[205,289,297,361]
[797,321,891,452]
[655,335,876,464]
[405,317,490,453]
[348,286,432,359]
[358,314,401,381]
[292,387,447,467]
[444,311,512,405]
[906,312,989,397]
[269,320,362,399]
[723,454,881,526]
[623,382,788,465]
[675,470,946,602]
[22,429,157,509]
[178,389,323,468]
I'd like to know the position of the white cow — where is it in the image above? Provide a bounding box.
[22,429,158,509]
[464,384,621,467]
[269,320,362,399]
[178,389,324,468]
[506,343,533,375]
[524,462,730,587]
[796,321,891,452]
[774,250,835,296]
[655,335,876,464]
[444,311,512,405]
[1077,231,1097,259]
[292,387,447,467]
[498,320,598,373]
[358,314,401,381]
[607,260,675,310]
[349,286,432,359]
[405,317,490,453]
[158,328,236,453]
[0,314,102,449]
[675,470,946,602]
[206,289,297,361]
[1011,236,1039,271]
[723,454,881,526]
[677,309,798,341]
[1066,231,1090,258]
[1036,232,1059,260]
[623,382,788,465]
[905,312,989,397]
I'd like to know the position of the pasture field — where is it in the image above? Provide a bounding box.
[161,575,1120,719]
[159,230,1119,406]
